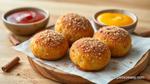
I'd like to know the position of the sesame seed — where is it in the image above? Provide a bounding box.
[98,26,129,41]
[75,38,108,57]
[57,13,92,31]
[33,29,64,47]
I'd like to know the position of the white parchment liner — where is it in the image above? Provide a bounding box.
[14,21,150,84]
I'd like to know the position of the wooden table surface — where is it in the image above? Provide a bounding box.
[0,0,150,84]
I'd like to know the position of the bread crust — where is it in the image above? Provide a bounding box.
[94,26,132,57]
[30,29,69,60]
[70,38,111,71]
[55,13,94,45]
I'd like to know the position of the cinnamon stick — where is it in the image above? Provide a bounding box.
[9,34,20,46]
[2,57,20,72]
[138,31,150,37]
[133,31,150,37]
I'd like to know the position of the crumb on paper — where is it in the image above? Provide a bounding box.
[63,62,68,66]
[112,61,118,64]
[16,73,20,76]
[111,67,117,71]
[129,61,133,64]
[55,64,59,67]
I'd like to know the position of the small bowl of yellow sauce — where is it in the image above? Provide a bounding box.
[93,9,138,33]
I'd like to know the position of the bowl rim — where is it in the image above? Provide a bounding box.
[93,9,138,28]
[2,7,50,26]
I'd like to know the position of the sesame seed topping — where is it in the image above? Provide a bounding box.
[32,29,64,47]
[57,13,92,31]
[75,38,108,57]
[98,26,129,41]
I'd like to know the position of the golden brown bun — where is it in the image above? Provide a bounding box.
[70,38,111,71]
[55,13,94,45]
[93,26,132,57]
[30,29,69,60]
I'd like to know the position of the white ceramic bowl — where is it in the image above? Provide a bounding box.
[93,9,138,33]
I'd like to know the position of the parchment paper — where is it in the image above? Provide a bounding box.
[14,22,150,84]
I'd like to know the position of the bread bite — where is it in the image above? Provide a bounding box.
[70,38,111,71]
[55,13,94,45]
[30,29,69,60]
[94,26,132,57]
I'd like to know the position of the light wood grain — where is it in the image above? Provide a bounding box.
[0,0,150,84]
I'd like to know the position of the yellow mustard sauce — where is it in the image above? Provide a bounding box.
[97,13,133,26]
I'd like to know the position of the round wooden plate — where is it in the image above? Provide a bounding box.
[27,23,150,84]
[28,50,150,84]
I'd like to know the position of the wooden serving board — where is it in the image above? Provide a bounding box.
[28,51,150,84]
[26,27,150,84]
[25,15,150,84]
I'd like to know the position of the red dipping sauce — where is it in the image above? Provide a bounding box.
[6,10,45,24]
